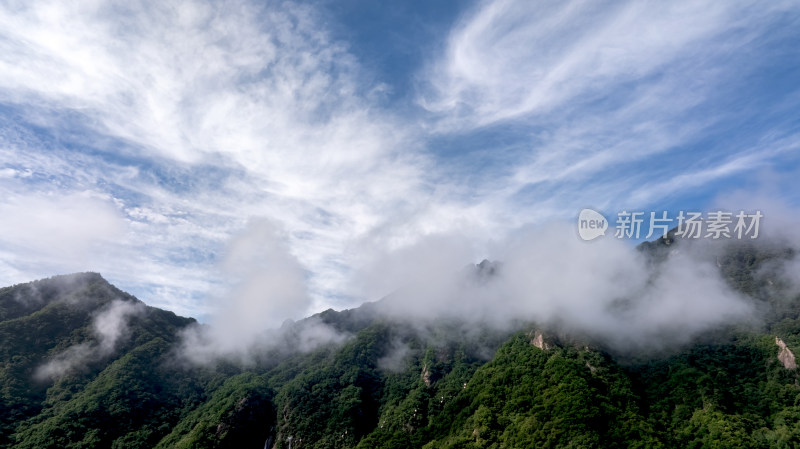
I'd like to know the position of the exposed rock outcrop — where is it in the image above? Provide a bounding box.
[776,337,797,369]
[530,330,549,351]
[421,362,432,387]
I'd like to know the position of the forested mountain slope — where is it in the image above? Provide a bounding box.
[2,235,800,448]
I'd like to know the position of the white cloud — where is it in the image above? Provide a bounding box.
[0,0,441,309]
[0,190,125,269]
[367,222,758,352]
[0,0,797,329]
[218,219,311,328]
[35,298,145,380]
[418,0,800,222]
[420,0,777,127]
[178,218,347,363]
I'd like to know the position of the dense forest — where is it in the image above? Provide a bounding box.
[2,235,800,448]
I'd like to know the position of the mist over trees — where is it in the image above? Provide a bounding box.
[1,231,800,448]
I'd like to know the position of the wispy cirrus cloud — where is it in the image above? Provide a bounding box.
[0,0,445,316]
[419,0,800,221]
[420,0,789,127]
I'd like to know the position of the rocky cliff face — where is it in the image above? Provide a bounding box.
[776,337,797,369]
[529,330,549,351]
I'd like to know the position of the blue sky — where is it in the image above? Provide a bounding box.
[0,0,798,321]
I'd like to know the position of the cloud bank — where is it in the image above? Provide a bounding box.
[366,223,762,352]
[180,217,800,363]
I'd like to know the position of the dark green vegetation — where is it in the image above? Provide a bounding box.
[2,237,800,448]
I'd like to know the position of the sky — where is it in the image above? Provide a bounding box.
[0,0,799,323]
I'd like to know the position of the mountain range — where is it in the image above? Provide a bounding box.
[1,235,800,448]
